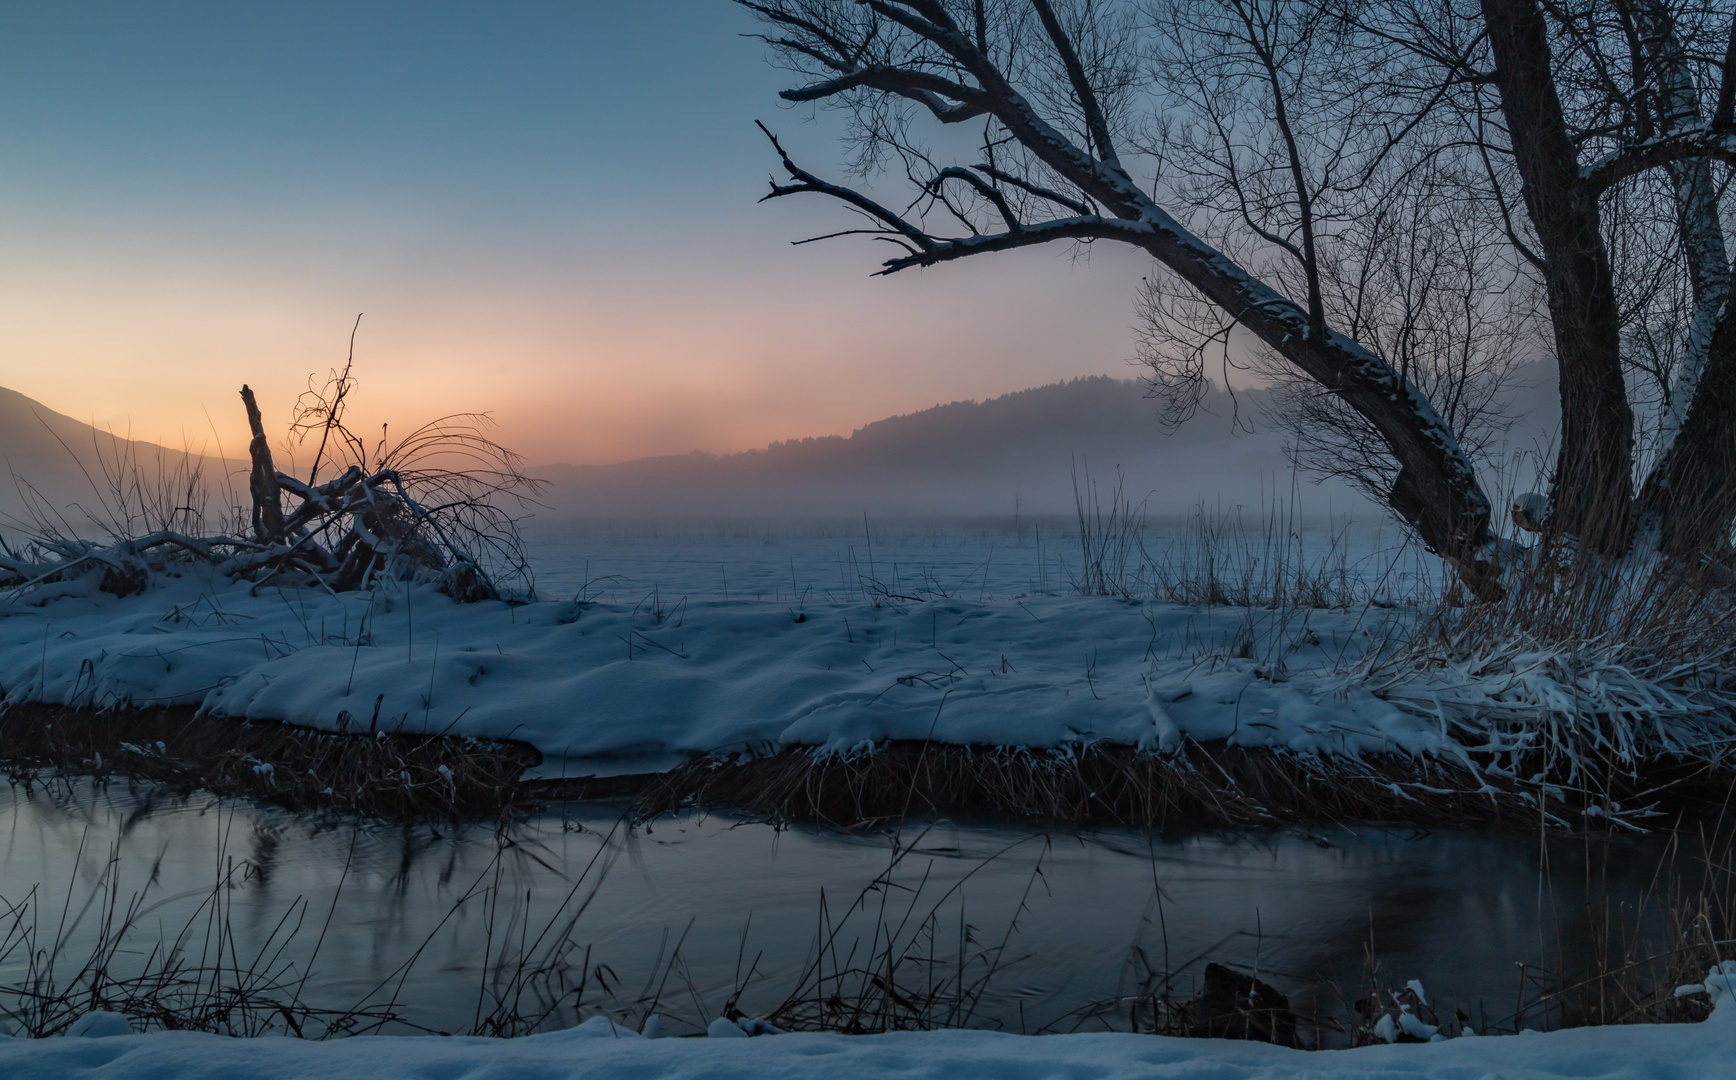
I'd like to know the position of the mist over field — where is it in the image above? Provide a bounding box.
[8,2,1736,1072]
[0,385,246,534]
[531,375,1332,520]
[5,367,1566,534]
[534,364,1556,523]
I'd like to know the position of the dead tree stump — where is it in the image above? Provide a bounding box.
[240,384,286,542]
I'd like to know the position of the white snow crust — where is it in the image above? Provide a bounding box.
[0,568,1441,765]
[1,1002,1730,1080]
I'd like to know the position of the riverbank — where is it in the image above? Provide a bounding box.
[5,569,1734,828]
[0,702,538,819]
[8,702,1732,828]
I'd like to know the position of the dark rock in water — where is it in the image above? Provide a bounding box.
[1175,963,1298,1046]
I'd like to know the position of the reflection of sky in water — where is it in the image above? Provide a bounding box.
[1,779,1680,1036]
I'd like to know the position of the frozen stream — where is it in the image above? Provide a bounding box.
[0,778,1688,1039]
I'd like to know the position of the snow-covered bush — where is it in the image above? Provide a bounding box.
[1361,543,1736,787]
[0,371,540,604]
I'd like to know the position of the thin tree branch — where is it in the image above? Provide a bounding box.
[972,163,1091,215]
[1029,0,1120,163]
[780,67,991,123]
[757,121,939,254]
[930,166,1022,233]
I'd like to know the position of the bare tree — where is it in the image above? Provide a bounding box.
[1353,0,1736,558]
[737,0,1736,587]
[1133,0,1538,512]
[738,0,1508,596]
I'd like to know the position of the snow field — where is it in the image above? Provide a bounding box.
[5,521,1731,787]
[522,516,1435,609]
[2,977,1732,1080]
[0,564,1440,765]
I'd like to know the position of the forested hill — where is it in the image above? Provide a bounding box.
[4,368,1553,525]
[532,376,1327,518]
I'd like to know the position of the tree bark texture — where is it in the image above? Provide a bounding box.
[1480,0,1636,556]
[1632,3,1736,557]
[1639,315,1736,556]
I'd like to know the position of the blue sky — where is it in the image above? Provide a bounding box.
[0,1,1147,464]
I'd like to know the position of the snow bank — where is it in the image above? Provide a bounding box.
[0,569,1442,764]
[1,1008,1730,1080]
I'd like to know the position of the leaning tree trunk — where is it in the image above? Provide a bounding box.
[747,0,1507,598]
[1121,218,1502,597]
[1480,0,1636,557]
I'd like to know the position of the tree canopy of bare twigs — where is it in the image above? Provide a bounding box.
[1135,0,1539,512]
[735,0,1736,597]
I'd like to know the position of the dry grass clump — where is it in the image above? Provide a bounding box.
[614,740,1711,832]
[742,825,1043,1034]
[1,426,242,599]
[1320,826,1736,1041]
[1537,826,1736,1029]
[0,811,628,1039]
[1065,469,1736,804]
[1362,542,1736,799]
[1072,829,1736,1047]
[0,703,540,821]
[0,841,409,1039]
[1066,463,1432,610]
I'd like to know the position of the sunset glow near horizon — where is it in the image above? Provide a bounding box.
[0,1,1151,467]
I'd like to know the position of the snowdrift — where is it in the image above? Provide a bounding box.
[3,967,1733,1080]
[6,565,1733,798]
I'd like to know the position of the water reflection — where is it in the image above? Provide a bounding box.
[0,775,1694,1037]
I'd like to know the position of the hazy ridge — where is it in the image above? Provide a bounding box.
[531,376,1340,518]
[4,372,1552,528]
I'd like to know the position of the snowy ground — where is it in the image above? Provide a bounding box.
[519,516,1433,606]
[3,991,1732,1080]
[0,558,1438,769]
[6,518,1729,781]
[5,523,1733,1073]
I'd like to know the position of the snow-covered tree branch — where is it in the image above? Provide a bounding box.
[740,0,1508,598]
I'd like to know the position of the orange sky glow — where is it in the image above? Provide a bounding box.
[0,210,1151,468]
[0,3,1162,468]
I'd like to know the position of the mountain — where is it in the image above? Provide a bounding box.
[530,376,1359,519]
[0,386,244,537]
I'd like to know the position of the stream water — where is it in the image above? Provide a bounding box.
[0,777,1693,1038]
[0,524,1704,1040]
